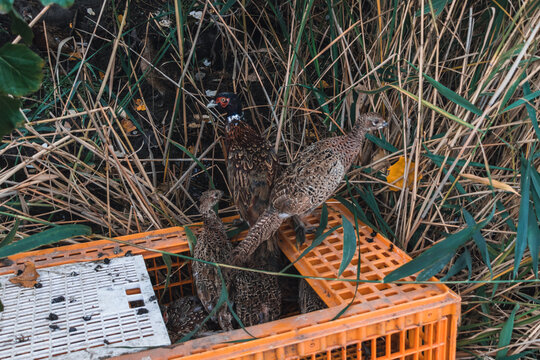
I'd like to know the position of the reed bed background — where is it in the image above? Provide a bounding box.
[1,0,539,357]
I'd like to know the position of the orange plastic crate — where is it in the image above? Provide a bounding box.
[0,200,460,360]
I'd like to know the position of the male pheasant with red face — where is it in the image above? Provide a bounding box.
[231,112,387,264]
[209,92,314,250]
[208,93,282,325]
[210,92,280,256]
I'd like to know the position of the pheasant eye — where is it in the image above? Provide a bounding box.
[217,97,229,107]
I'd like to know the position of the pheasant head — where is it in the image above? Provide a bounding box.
[208,92,243,122]
[199,189,223,214]
[351,112,388,139]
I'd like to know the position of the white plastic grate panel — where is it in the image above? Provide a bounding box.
[0,255,170,359]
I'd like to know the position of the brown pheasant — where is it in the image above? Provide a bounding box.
[209,92,316,250]
[232,268,282,327]
[207,93,283,325]
[231,112,387,264]
[161,296,214,342]
[298,280,326,313]
[192,189,233,331]
[209,92,280,254]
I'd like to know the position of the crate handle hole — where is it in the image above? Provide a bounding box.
[128,300,145,308]
[126,288,142,295]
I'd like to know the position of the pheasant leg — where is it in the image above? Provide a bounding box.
[292,215,317,247]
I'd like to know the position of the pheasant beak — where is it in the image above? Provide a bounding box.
[207,100,218,108]
[373,120,388,129]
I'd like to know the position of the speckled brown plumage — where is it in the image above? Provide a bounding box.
[208,94,283,325]
[161,296,213,342]
[299,279,326,314]
[226,120,278,227]
[192,190,233,331]
[231,113,387,264]
[212,93,280,256]
[232,268,282,327]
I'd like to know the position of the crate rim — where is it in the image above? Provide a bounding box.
[0,200,461,360]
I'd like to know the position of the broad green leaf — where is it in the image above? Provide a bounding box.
[0,218,20,248]
[409,62,483,117]
[415,0,451,17]
[0,224,91,258]
[526,203,539,277]
[522,82,540,141]
[338,214,356,277]
[417,252,454,281]
[170,142,215,189]
[384,205,495,283]
[0,94,24,138]
[365,133,398,153]
[9,10,33,45]
[335,195,370,228]
[484,43,523,87]
[463,209,492,274]
[0,44,44,96]
[388,84,478,132]
[281,225,341,273]
[220,267,255,337]
[496,304,519,359]
[0,299,3,312]
[476,286,490,317]
[40,0,75,6]
[441,249,472,281]
[333,257,362,321]
[532,173,540,224]
[160,253,172,301]
[219,0,237,14]
[344,179,362,235]
[423,147,513,172]
[500,70,526,113]
[501,90,540,113]
[184,225,196,255]
[314,204,328,239]
[502,352,533,360]
[497,200,517,232]
[178,267,231,342]
[530,167,540,202]
[514,157,530,277]
[518,292,540,304]
[332,199,362,321]
[356,185,395,239]
[0,0,13,14]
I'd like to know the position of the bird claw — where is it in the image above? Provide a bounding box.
[295,228,306,248]
[232,218,247,227]
[293,217,317,248]
[305,226,317,234]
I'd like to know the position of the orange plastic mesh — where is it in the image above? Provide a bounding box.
[0,217,247,305]
[298,318,448,360]
[0,202,460,360]
[278,200,449,309]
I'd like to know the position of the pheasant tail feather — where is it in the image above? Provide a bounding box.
[233,207,283,265]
